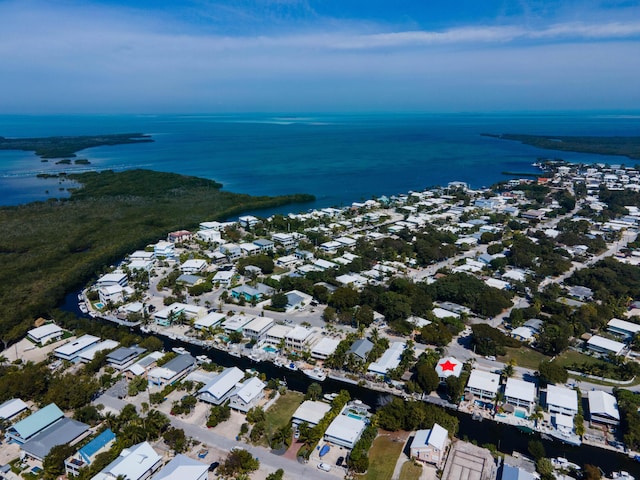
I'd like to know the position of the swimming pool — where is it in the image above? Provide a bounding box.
[347,413,364,420]
[263,346,277,353]
[94,302,104,309]
[515,410,527,419]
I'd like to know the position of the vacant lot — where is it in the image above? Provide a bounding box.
[262,391,304,445]
[501,346,550,370]
[399,460,423,480]
[359,432,407,480]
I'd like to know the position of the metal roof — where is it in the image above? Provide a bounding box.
[153,454,208,480]
[588,390,620,420]
[21,418,89,461]
[10,403,64,440]
[79,429,116,464]
[199,367,244,400]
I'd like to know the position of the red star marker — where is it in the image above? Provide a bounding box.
[439,360,457,372]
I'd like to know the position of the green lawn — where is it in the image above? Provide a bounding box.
[263,391,304,444]
[501,346,551,370]
[554,350,602,368]
[399,460,423,480]
[359,435,405,480]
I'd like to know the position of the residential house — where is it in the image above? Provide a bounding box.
[54,335,101,362]
[323,411,367,449]
[228,377,266,413]
[588,390,620,427]
[242,317,275,342]
[198,367,245,405]
[586,335,626,356]
[107,346,146,370]
[284,326,315,351]
[167,230,192,243]
[96,272,128,288]
[180,259,207,274]
[504,378,537,412]
[368,342,406,376]
[125,351,163,381]
[239,215,259,228]
[78,340,119,363]
[410,423,449,468]
[347,339,374,361]
[147,354,196,388]
[311,338,340,360]
[152,454,208,480]
[607,318,640,339]
[465,370,500,402]
[0,399,28,422]
[91,441,162,480]
[65,429,116,477]
[253,238,275,253]
[21,417,89,464]
[292,401,331,429]
[27,324,63,346]
[5,403,65,444]
[213,270,234,286]
[546,385,578,416]
[193,312,226,331]
[263,324,292,347]
[434,357,463,382]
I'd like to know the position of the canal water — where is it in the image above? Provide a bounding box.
[62,293,640,476]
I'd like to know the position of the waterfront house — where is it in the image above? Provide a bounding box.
[27,324,63,346]
[435,357,463,382]
[193,312,226,330]
[348,338,374,361]
[311,338,340,360]
[284,326,315,351]
[0,399,28,422]
[147,354,196,388]
[124,351,163,381]
[152,454,208,480]
[21,417,89,464]
[78,339,119,363]
[180,259,207,274]
[222,315,254,334]
[504,378,537,412]
[292,401,331,429]
[106,346,146,370]
[91,441,162,480]
[545,385,578,416]
[242,316,275,342]
[368,342,405,376]
[153,241,175,259]
[65,428,116,477]
[410,423,449,468]
[98,284,125,305]
[465,370,500,402]
[228,376,266,413]
[323,410,367,449]
[54,334,101,362]
[168,230,192,243]
[96,272,128,288]
[5,403,64,444]
[588,390,620,427]
[198,367,245,405]
[239,215,259,228]
[263,324,292,347]
[253,238,275,253]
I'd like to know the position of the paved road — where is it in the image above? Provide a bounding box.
[94,393,339,479]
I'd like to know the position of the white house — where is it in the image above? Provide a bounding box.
[434,357,463,382]
[0,399,29,421]
[27,324,64,346]
[285,326,315,351]
[546,385,578,416]
[154,241,175,259]
[152,454,208,480]
[323,413,367,449]
[465,370,500,401]
[180,259,207,274]
[198,367,245,405]
[228,377,266,413]
[410,423,449,468]
[96,272,128,288]
[292,401,331,429]
[213,270,234,286]
[368,342,406,376]
[586,335,626,356]
[99,285,125,305]
[263,324,293,347]
[193,312,226,330]
[311,338,340,360]
[147,354,196,388]
[588,390,620,427]
[607,318,640,339]
[242,317,275,342]
[504,378,537,412]
[54,335,101,362]
[91,441,162,480]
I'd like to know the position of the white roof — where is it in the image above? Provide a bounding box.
[194,312,226,329]
[243,316,274,333]
[92,441,161,480]
[0,398,28,420]
[213,270,234,280]
[608,318,640,334]
[466,370,500,394]
[286,326,313,341]
[547,385,578,411]
[234,377,266,403]
[311,338,340,357]
[265,324,292,339]
[28,324,63,341]
[102,284,123,295]
[78,340,119,361]
[434,357,463,378]
[152,454,208,480]
[55,334,100,357]
[587,335,626,355]
[292,401,332,426]
[222,315,253,332]
[505,378,536,402]
[324,414,367,444]
[511,326,535,340]
[181,259,207,269]
[147,367,175,380]
[199,367,244,400]
[588,390,620,420]
[432,308,460,319]
[424,423,448,450]
[368,342,405,375]
[554,413,574,428]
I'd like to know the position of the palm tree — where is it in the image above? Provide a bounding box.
[370,328,379,344]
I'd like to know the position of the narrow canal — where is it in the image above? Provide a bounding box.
[62,293,640,476]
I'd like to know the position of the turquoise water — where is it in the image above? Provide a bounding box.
[94,302,104,309]
[1,113,639,208]
[515,410,527,419]
[263,346,277,353]
[347,413,364,420]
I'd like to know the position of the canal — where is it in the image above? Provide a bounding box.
[63,293,640,476]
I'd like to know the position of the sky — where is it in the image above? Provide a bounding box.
[1,0,640,114]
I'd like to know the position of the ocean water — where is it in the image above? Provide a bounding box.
[1,113,639,211]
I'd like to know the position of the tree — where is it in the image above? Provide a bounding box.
[271,293,288,309]
[583,464,601,480]
[322,306,336,322]
[220,449,260,476]
[266,468,284,480]
[414,361,439,394]
[305,383,322,401]
[355,305,374,328]
[163,427,187,453]
[537,360,568,385]
[527,439,545,460]
[43,443,75,480]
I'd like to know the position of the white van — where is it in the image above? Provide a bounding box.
[317,463,331,472]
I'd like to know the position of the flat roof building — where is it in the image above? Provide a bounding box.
[54,334,101,362]
[27,324,64,346]
[546,385,578,416]
[152,454,208,480]
[292,401,331,428]
[465,370,500,401]
[323,413,367,449]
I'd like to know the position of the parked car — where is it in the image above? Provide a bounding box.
[318,463,331,472]
[208,462,219,472]
[336,456,344,466]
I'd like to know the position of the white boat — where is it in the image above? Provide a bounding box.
[323,393,338,402]
[284,361,298,371]
[551,458,580,470]
[79,303,88,314]
[196,355,211,364]
[228,350,241,358]
[611,472,635,480]
[172,347,188,355]
[302,367,327,382]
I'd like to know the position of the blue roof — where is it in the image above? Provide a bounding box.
[10,404,63,440]
[80,429,116,464]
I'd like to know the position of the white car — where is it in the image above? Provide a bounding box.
[318,463,331,472]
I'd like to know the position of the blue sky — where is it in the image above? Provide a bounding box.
[1,0,639,113]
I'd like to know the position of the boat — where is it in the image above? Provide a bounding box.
[79,303,88,314]
[323,393,338,402]
[302,367,327,382]
[172,347,188,355]
[611,472,635,480]
[319,445,330,457]
[551,458,580,471]
[284,361,298,371]
[471,412,483,422]
[196,355,211,364]
[228,350,241,358]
